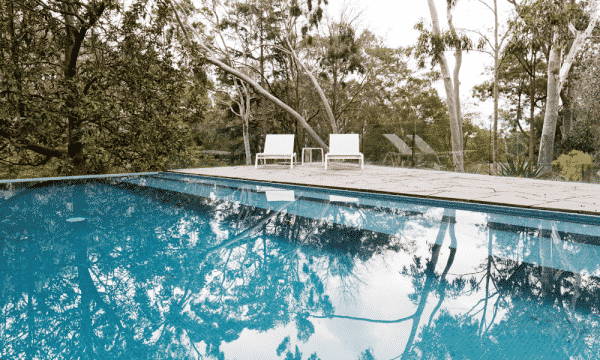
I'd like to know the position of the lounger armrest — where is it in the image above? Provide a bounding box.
[326,153,363,155]
[257,153,295,156]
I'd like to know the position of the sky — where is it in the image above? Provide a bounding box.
[326,0,516,129]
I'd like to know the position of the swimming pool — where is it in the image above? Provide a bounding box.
[1,172,599,359]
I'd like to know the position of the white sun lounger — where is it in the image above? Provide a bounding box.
[325,134,364,170]
[255,134,297,169]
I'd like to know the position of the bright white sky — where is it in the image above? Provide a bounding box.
[327,0,516,129]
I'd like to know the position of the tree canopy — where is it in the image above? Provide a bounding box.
[1,0,599,180]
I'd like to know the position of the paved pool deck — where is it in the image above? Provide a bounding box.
[169,163,600,216]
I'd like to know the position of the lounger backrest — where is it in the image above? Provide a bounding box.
[383,134,412,156]
[329,134,360,154]
[406,134,435,154]
[263,134,295,154]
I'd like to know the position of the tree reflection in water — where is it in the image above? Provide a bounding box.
[0,177,599,359]
[399,212,600,360]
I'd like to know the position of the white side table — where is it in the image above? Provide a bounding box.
[302,147,324,165]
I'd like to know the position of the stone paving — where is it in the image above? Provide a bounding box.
[169,162,600,216]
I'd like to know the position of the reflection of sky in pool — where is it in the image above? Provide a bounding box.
[1,172,600,359]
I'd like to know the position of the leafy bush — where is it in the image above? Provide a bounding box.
[593,151,600,169]
[167,146,226,170]
[551,150,594,181]
[554,125,597,159]
[498,155,543,178]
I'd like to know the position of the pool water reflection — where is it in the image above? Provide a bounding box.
[1,173,599,359]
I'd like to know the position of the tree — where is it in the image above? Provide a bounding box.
[213,63,257,165]
[497,1,550,165]
[0,0,208,177]
[465,0,513,175]
[473,48,548,165]
[569,37,600,127]
[166,0,331,151]
[314,5,367,133]
[0,0,118,175]
[285,38,339,134]
[414,0,479,172]
[532,1,599,175]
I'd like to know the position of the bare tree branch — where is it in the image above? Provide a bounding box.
[166,0,329,151]
[282,39,338,133]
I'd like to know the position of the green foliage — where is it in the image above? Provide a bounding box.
[166,146,227,170]
[498,155,543,178]
[413,20,481,69]
[0,155,59,180]
[362,126,397,163]
[319,24,365,76]
[0,0,209,179]
[554,125,598,159]
[551,150,594,181]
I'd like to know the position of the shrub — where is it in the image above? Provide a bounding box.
[554,125,597,159]
[498,155,543,178]
[167,146,226,170]
[551,150,594,181]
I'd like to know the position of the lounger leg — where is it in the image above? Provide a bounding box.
[255,157,259,169]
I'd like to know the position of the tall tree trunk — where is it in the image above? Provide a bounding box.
[64,4,83,175]
[242,121,251,165]
[332,65,339,133]
[238,51,253,166]
[492,0,499,175]
[529,48,536,164]
[448,8,463,151]
[62,2,107,175]
[537,16,599,175]
[560,83,573,139]
[294,56,301,157]
[427,0,464,172]
[537,31,561,176]
[259,20,267,146]
[242,87,252,165]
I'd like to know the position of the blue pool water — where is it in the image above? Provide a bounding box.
[1,172,600,359]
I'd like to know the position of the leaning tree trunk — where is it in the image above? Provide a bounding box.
[166,0,329,151]
[286,41,338,134]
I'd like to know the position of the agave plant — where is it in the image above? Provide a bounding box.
[498,155,543,178]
